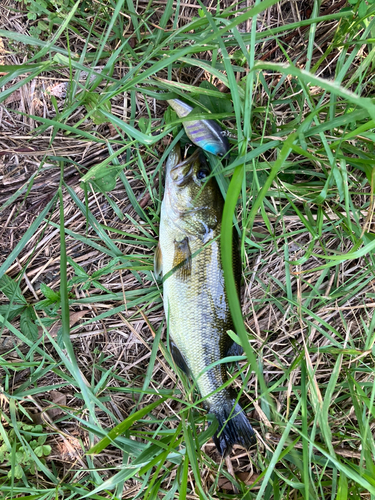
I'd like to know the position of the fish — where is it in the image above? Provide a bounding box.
[155,144,256,456]
[167,98,230,157]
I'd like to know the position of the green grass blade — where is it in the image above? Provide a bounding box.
[87,397,167,454]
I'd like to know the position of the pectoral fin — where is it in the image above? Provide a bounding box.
[154,242,163,278]
[172,237,191,280]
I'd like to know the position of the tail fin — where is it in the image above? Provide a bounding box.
[211,402,256,456]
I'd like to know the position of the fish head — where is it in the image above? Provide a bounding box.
[164,145,223,237]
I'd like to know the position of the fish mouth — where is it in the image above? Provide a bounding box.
[170,149,200,186]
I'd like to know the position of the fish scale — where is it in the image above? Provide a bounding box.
[155,144,256,456]
[165,241,226,400]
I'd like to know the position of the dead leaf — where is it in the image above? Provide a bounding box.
[30,97,44,117]
[108,123,117,136]
[5,90,21,105]
[237,471,260,485]
[45,390,67,420]
[69,309,90,327]
[45,82,68,99]
[47,309,90,337]
[52,436,83,462]
[217,471,260,490]
[30,390,68,424]
[217,476,235,491]
[49,390,67,406]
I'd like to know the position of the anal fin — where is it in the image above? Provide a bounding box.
[226,340,243,357]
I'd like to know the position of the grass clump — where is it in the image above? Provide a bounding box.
[0,0,374,498]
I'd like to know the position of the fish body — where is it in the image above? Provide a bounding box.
[155,145,255,456]
[167,99,229,157]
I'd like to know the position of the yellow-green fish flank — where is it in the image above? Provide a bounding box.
[155,144,255,455]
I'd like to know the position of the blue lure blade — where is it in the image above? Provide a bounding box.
[167,99,229,157]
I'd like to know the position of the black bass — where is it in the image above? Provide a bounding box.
[155,145,256,456]
[167,99,229,157]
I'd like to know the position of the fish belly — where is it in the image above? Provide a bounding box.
[162,233,230,405]
[159,218,257,455]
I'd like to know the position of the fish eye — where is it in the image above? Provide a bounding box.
[196,168,209,180]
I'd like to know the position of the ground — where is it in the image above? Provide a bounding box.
[0,0,375,498]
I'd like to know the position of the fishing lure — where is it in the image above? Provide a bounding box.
[167,98,229,157]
